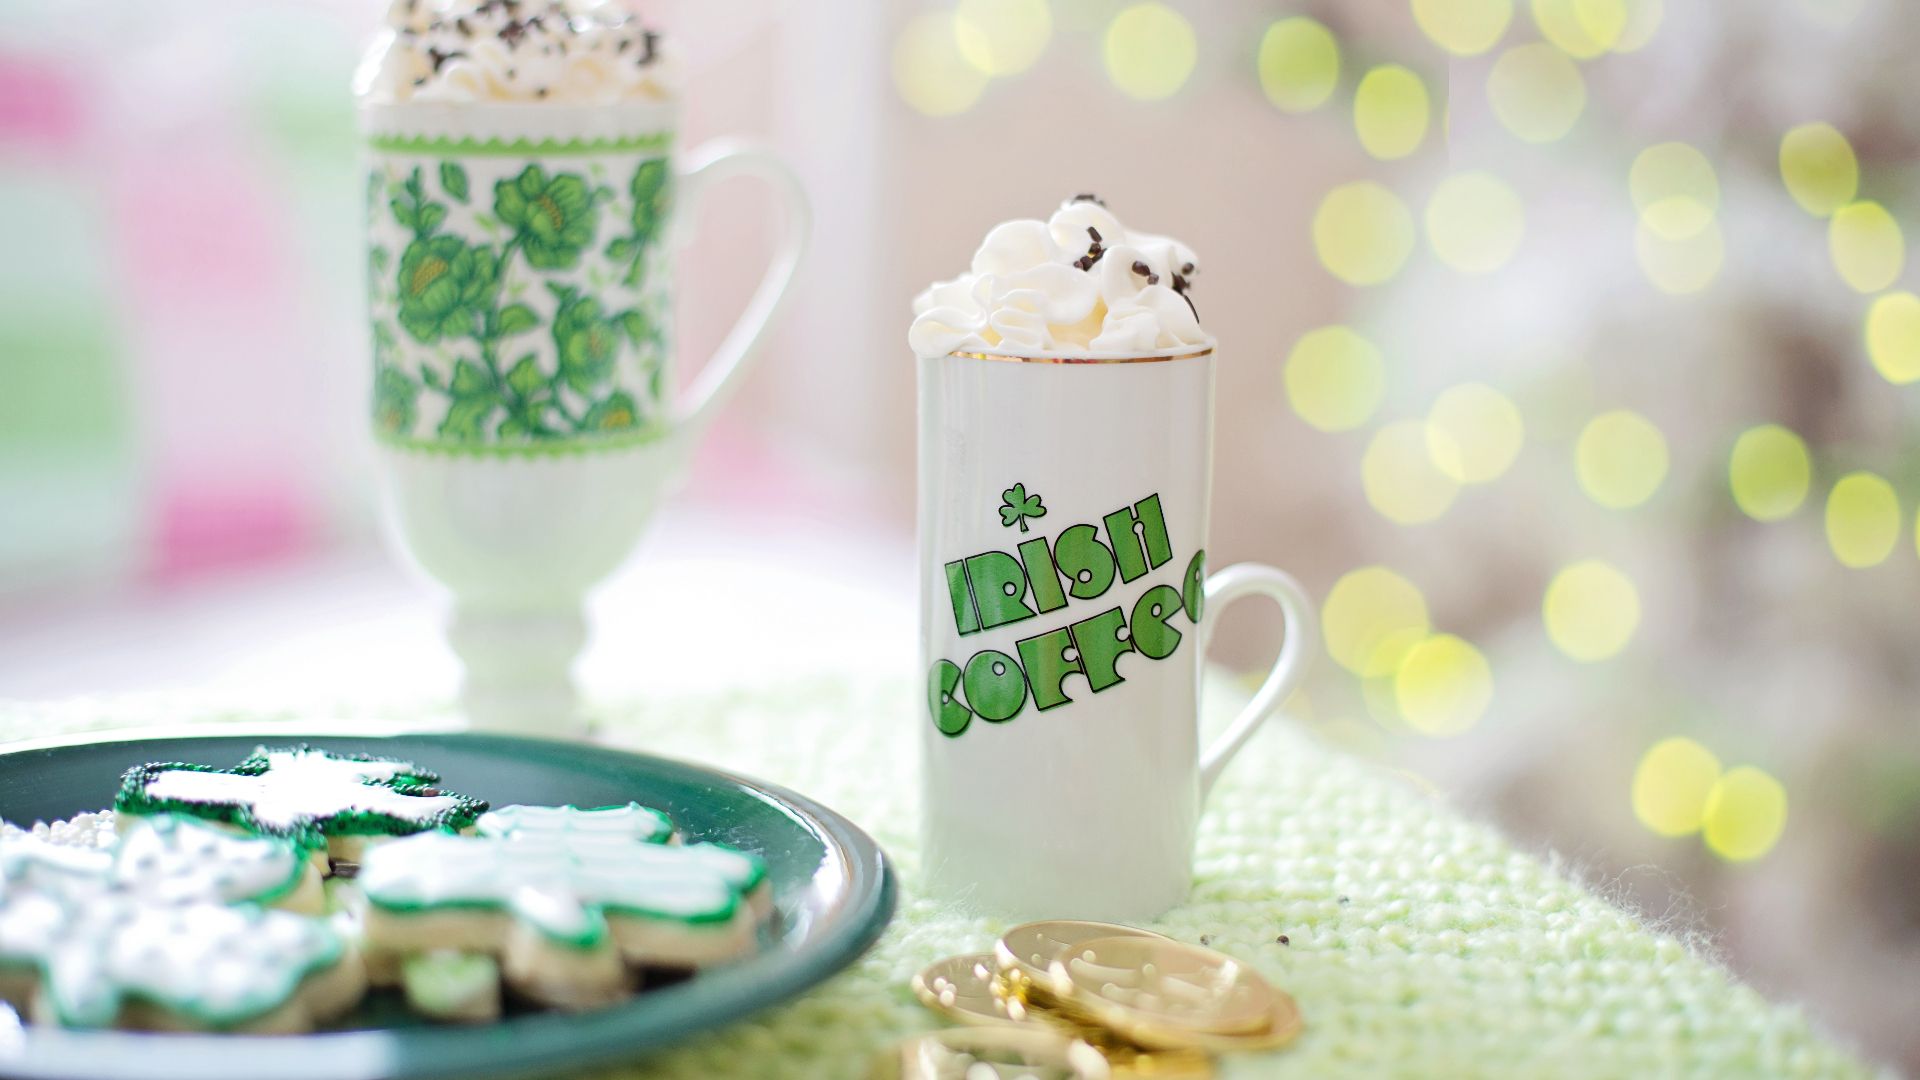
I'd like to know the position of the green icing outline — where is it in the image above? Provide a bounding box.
[122,815,311,909]
[365,132,674,157]
[476,802,676,844]
[0,832,347,1029]
[113,745,488,850]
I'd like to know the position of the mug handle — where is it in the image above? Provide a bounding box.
[670,139,810,435]
[1197,563,1317,800]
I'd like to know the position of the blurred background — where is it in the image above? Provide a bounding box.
[1,0,1915,1069]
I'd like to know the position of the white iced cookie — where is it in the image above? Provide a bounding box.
[116,746,488,867]
[358,804,769,1020]
[0,817,363,1032]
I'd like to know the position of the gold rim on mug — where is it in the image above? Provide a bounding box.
[945,346,1215,365]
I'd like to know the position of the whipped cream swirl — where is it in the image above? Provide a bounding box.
[909,197,1206,359]
[355,0,678,105]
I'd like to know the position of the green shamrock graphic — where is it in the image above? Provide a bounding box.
[395,234,498,343]
[493,165,599,270]
[999,483,1047,532]
[371,364,419,437]
[605,158,672,287]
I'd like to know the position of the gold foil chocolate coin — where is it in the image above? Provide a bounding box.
[1045,935,1276,1041]
[911,954,1054,1028]
[871,1027,1112,1080]
[994,920,1168,998]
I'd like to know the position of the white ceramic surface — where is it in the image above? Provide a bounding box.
[916,346,1315,919]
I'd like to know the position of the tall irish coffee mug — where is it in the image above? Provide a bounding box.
[918,343,1316,920]
[363,101,807,733]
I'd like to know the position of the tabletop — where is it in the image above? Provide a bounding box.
[0,675,1884,1080]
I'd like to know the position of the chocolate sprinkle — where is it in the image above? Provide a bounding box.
[1131,259,1159,285]
[1071,193,1106,206]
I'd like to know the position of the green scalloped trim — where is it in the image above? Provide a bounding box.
[373,424,672,458]
[366,133,673,157]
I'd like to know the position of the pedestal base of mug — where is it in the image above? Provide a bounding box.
[447,604,588,737]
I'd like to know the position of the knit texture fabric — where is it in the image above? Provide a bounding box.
[0,680,1885,1080]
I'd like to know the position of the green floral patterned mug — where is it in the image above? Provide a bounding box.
[361,101,808,731]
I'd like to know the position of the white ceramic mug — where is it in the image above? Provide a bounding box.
[916,343,1316,919]
[361,101,807,733]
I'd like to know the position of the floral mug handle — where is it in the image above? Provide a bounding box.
[669,140,810,438]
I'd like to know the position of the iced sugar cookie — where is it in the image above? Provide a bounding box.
[116,745,487,866]
[0,817,364,1032]
[357,804,768,1019]
[475,802,674,845]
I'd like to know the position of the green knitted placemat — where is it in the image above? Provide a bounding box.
[0,680,1885,1079]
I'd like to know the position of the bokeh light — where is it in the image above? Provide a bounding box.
[1427,383,1524,483]
[1630,142,1718,240]
[1824,471,1900,569]
[1257,17,1340,113]
[1608,0,1664,51]
[1364,421,1461,525]
[1632,736,1722,837]
[1285,326,1385,432]
[893,13,989,117]
[1635,218,1723,295]
[1323,566,1431,678]
[1102,3,1196,101]
[1394,634,1494,736]
[1412,0,1514,56]
[1865,292,1920,384]
[1778,122,1859,217]
[1828,201,1905,294]
[1353,64,1430,160]
[1426,172,1526,274]
[1486,43,1586,143]
[1702,766,1788,862]
[1576,410,1669,509]
[1544,559,1641,662]
[954,0,1054,77]
[1532,0,1616,58]
[1727,424,1812,522]
[1313,181,1416,286]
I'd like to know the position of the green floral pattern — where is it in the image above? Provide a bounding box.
[364,145,673,451]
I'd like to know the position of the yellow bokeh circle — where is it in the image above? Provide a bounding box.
[1353,64,1430,160]
[1364,421,1461,525]
[1394,634,1494,737]
[1426,171,1526,274]
[1103,3,1197,101]
[1285,326,1385,432]
[1575,410,1669,509]
[1630,142,1718,240]
[1323,567,1431,678]
[1257,17,1340,113]
[1543,559,1640,662]
[1412,0,1514,56]
[1828,201,1905,294]
[1702,766,1788,862]
[1313,181,1416,287]
[1427,383,1524,484]
[954,0,1054,77]
[1779,122,1859,218]
[1631,736,1721,837]
[1634,218,1723,295]
[1727,424,1811,522]
[1532,0,1613,57]
[893,13,990,117]
[1866,291,1920,385]
[1610,0,1664,51]
[1825,471,1900,569]
[1486,43,1586,144]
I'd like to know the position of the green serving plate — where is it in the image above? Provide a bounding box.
[0,726,896,1080]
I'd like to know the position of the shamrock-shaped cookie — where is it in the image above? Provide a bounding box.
[0,815,363,1032]
[358,804,768,1019]
[116,745,487,865]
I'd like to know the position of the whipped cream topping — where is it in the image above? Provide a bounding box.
[355,0,678,105]
[909,196,1206,359]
